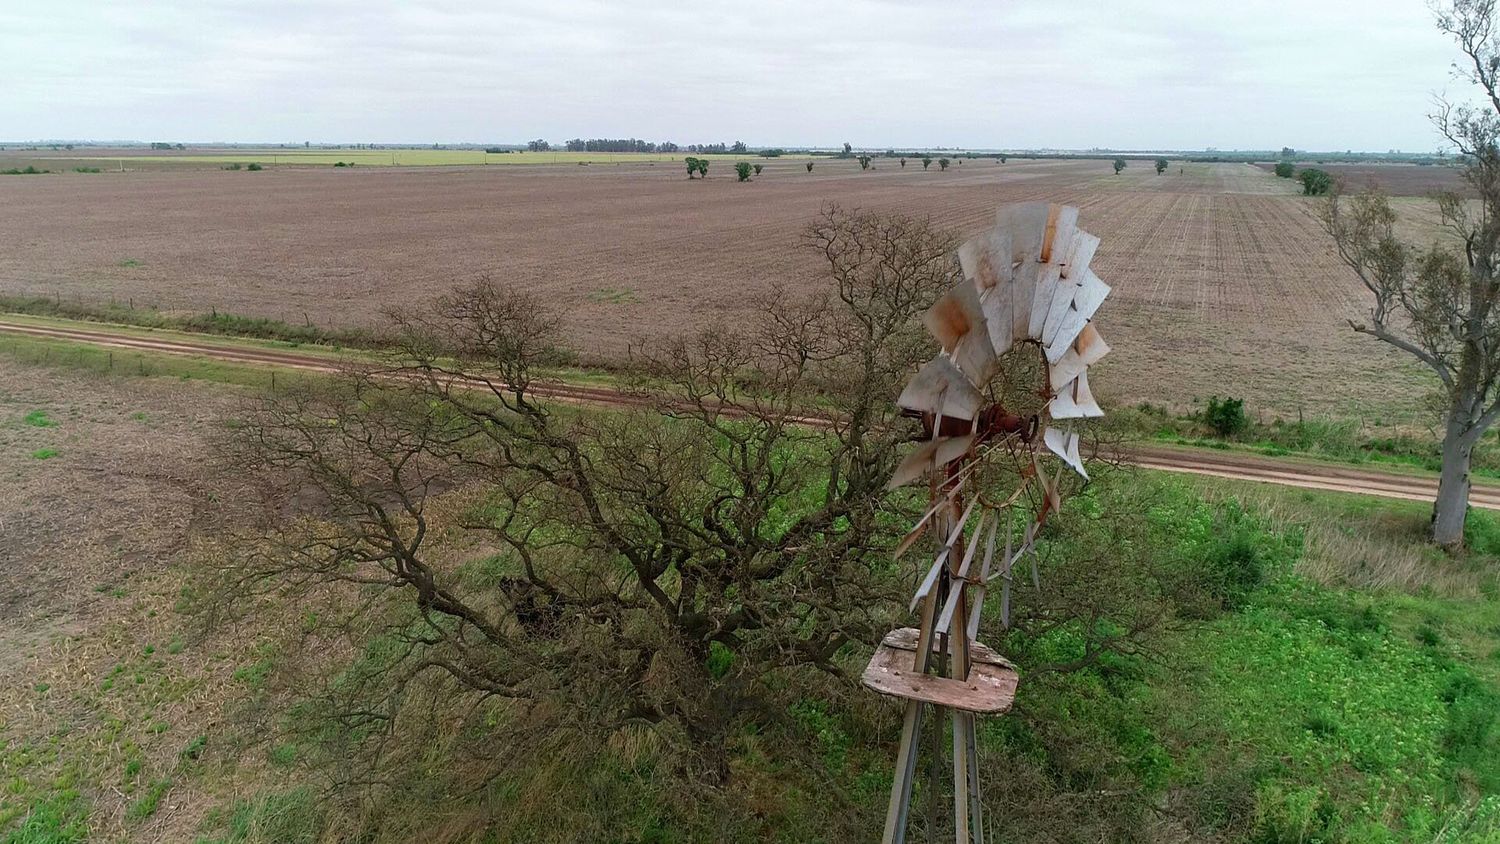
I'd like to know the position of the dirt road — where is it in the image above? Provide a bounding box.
[4,316,1493,511]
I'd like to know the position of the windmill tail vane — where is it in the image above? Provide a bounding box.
[861,201,1111,843]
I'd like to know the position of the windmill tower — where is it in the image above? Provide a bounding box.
[863,202,1111,843]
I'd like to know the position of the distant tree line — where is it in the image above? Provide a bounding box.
[551,139,755,154]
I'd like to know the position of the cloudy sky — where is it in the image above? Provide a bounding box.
[0,0,1471,151]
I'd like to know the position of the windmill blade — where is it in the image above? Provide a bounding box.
[936,510,987,634]
[1059,228,1101,280]
[923,280,985,353]
[909,497,978,611]
[1049,323,1111,391]
[958,226,1015,295]
[1049,370,1103,419]
[1043,427,1089,479]
[898,357,983,421]
[888,434,975,490]
[923,277,1000,385]
[1044,270,1112,363]
[1039,204,1079,265]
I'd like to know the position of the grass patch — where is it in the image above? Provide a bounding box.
[125,778,171,821]
[0,294,379,349]
[21,410,56,428]
[29,448,59,461]
[0,166,49,175]
[196,788,323,844]
[2,789,87,843]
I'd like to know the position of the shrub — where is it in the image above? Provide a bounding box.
[1155,158,1168,174]
[246,163,264,171]
[73,166,102,173]
[1298,168,1332,195]
[806,161,814,172]
[922,156,933,169]
[1113,158,1127,174]
[333,161,347,167]
[223,163,243,170]
[900,157,907,167]
[734,161,752,181]
[1204,396,1248,438]
[937,157,949,170]
[858,155,871,170]
[752,163,763,175]
[1274,160,1295,178]
[1,165,48,175]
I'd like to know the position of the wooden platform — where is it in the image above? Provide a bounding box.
[861,628,1019,714]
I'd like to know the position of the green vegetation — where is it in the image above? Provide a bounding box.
[1275,159,1296,178]
[195,788,323,844]
[1155,157,1169,174]
[223,163,242,171]
[858,155,872,170]
[1299,167,1333,195]
[70,167,100,174]
[125,778,170,821]
[922,156,933,169]
[245,163,263,172]
[752,163,763,176]
[938,157,950,170]
[21,410,56,428]
[189,468,1498,842]
[684,156,708,179]
[1113,157,1127,174]
[734,161,751,181]
[30,448,59,460]
[806,161,814,172]
[0,167,49,176]
[1205,395,1249,437]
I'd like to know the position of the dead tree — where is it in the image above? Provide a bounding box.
[1323,0,1500,547]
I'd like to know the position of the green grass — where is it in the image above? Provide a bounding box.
[29,448,58,461]
[2,790,87,843]
[195,788,323,844]
[20,411,55,428]
[0,166,49,176]
[125,778,171,821]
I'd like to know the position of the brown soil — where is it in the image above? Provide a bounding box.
[0,159,1428,422]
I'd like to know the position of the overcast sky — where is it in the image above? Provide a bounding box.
[0,0,1472,151]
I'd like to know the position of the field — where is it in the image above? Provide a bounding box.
[0,156,1440,424]
[0,147,816,170]
[1254,160,1470,197]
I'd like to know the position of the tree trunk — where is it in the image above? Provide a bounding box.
[1434,410,1474,548]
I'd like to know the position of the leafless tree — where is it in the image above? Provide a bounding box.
[220,207,961,791]
[1323,0,1500,547]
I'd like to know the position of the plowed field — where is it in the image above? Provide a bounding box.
[0,158,1431,421]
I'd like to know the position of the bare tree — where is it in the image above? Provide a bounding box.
[1322,0,1500,547]
[221,208,961,790]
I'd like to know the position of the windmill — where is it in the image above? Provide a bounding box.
[862,202,1110,843]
